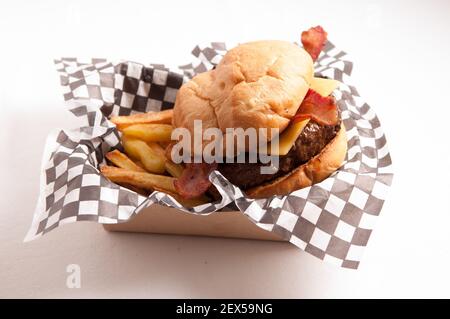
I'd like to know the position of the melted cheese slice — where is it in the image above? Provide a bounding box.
[260,119,310,156]
[310,77,340,97]
[257,78,339,156]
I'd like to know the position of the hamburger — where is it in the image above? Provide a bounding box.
[171,26,347,199]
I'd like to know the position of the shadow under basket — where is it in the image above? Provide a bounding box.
[103,204,285,241]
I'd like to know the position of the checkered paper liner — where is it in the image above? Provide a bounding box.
[26,40,393,269]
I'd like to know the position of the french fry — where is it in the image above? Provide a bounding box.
[100,166,177,193]
[135,161,145,170]
[105,150,146,172]
[164,142,176,161]
[148,142,184,178]
[158,141,171,149]
[164,161,184,178]
[122,136,166,174]
[110,109,173,130]
[122,124,173,142]
[147,142,166,157]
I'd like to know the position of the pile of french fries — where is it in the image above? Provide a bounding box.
[101,109,209,207]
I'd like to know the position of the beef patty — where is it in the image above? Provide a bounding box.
[218,119,341,190]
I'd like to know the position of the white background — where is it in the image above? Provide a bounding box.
[1,0,449,298]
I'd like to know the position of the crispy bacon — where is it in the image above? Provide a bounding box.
[301,26,328,61]
[174,162,218,199]
[293,89,338,126]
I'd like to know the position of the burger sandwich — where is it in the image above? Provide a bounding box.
[171,26,347,199]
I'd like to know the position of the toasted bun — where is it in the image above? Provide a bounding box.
[173,40,314,144]
[245,123,347,198]
[173,40,346,199]
[172,71,218,133]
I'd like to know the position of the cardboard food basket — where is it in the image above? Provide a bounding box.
[26,41,393,269]
[103,205,283,241]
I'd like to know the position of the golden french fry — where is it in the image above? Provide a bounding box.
[105,150,146,172]
[100,166,176,193]
[135,161,145,169]
[158,141,171,149]
[164,142,176,161]
[147,142,184,178]
[110,109,173,130]
[121,136,143,160]
[122,124,173,142]
[164,161,184,178]
[122,136,166,174]
[147,142,166,157]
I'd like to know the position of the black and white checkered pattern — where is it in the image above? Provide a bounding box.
[179,42,227,78]
[27,40,393,269]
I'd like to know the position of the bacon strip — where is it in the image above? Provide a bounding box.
[301,26,328,61]
[174,162,218,199]
[293,89,338,126]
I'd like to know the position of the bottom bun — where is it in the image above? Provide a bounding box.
[245,123,347,198]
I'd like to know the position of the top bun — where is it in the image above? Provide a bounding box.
[173,40,314,144]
